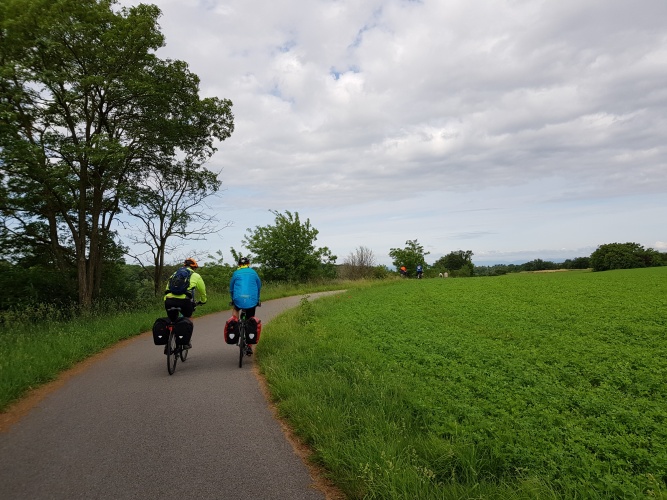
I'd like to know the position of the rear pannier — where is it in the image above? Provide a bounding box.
[224,317,239,344]
[246,317,262,345]
[152,317,170,345]
[174,317,193,345]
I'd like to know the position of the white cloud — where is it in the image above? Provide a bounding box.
[117,0,667,265]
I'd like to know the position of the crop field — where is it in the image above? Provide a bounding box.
[258,268,667,499]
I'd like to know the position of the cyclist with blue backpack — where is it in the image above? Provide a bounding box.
[164,258,207,327]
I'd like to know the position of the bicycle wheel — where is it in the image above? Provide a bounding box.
[238,322,246,368]
[167,329,178,375]
[180,346,189,362]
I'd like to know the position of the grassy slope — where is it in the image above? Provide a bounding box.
[257,268,667,499]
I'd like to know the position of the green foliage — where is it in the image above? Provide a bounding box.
[371,265,392,280]
[242,210,337,282]
[0,0,233,306]
[389,239,429,277]
[475,257,592,276]
[590,242,662,271]
[259,268,667,498]
[433,249,474,273]
[521,258,558,271]
[196,252,235,293]
[0,263,77,310]
[474,264,515,276]
[448,263,473,277]
[561,256,591,269]
[0,258,141,311]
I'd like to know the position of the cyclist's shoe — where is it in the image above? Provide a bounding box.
[183,343,192,350]
[245,346,253,356]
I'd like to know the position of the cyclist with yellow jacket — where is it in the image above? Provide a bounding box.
[164,258,207,322]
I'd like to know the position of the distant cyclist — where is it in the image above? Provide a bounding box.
[416,264,423,279]
[164,258,207,347]
[229,256,262,355]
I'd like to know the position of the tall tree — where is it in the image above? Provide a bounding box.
[122,158,228,295]
[388,239,429,277]
[433,250,474,271]
[0,0,234,306]
[242,210,337,282]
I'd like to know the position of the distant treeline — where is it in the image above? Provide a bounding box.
[473,257,592,276]
[473,242,666,276]
[1,242,664,316]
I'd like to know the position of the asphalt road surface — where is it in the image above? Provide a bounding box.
[0,292,343,500]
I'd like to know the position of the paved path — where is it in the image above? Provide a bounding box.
[0,292,343,500]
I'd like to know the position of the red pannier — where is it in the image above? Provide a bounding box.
[224,317,239,344]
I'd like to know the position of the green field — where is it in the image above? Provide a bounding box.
[258,268,667,499]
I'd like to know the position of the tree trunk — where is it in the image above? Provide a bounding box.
[153,243,167,296]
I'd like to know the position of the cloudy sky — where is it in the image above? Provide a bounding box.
[120,0,666,267]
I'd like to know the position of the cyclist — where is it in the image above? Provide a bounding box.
[164,258,207,348]
[229,256,262,355]
[399,266,407,278]
[416,264,423,279]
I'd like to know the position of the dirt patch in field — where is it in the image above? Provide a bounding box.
[530,269,572,273]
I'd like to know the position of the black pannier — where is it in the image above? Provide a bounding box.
[152,317,170,345]
[245,317,262,345]
[224,317,239,344]
[174,317,193,345]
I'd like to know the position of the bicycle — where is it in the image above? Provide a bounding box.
[164,302,202,375]
[228,302,261,368]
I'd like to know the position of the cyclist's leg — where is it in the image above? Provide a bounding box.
[179,299,195,318]
[244,305,259,353]
[165,298,182,322]
[240,310,252,356]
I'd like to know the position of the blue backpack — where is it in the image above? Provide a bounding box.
[168,267,192,296]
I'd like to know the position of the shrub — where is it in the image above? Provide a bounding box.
[590,242,662,271]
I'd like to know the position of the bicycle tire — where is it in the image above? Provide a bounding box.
[180,346,188,362]
[238,320,245,368]
[167,329,178,375]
